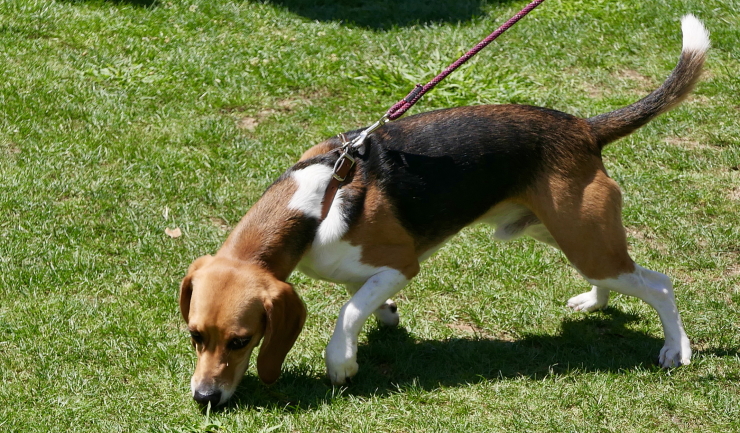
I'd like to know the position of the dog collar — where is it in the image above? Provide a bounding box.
[320,134,357,220]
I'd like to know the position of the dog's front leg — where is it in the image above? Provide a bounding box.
[326,268,409,385]
[345,283,400,327]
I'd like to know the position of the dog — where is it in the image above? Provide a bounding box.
[179,15,709,406]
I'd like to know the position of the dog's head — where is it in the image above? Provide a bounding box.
[179,255,306,406]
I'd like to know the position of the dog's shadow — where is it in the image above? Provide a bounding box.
[224,308,697,411]
[260,0,518,30]
[62,0,518,25]
[59,0,159,7]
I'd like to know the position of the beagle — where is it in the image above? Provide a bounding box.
[179,15,709,406]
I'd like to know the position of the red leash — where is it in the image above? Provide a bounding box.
[386,0,546,121]
[342,0,546,154]
[320,0,546,220]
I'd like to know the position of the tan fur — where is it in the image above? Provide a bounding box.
[219,179,306,281]
[344,184,420,280]
[299,140,337,161]
[523,164,635,280]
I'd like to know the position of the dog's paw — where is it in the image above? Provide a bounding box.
[327,359,359,385]
[567,288,609,312]
[659,338,692,368]
[374,299,399,327]
[325,338,359,385]
[326,355,359,385]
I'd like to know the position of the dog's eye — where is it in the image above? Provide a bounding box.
[227,337,251,351]
[190,331,204,345]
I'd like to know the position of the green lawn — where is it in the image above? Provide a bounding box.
[1,0,739,431]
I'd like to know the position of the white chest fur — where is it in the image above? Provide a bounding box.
[297,240,388,285]
[287,164,350,246]
[288,163,384,283]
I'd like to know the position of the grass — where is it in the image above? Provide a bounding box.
[1,0,739,431]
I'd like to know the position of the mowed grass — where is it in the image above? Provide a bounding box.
[1,0,739,431]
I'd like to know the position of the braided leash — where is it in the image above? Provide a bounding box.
[320,0,546,220]
[386,0,546,121]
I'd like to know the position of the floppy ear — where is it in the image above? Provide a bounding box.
[179,255,214,323]
[256,282,307,384]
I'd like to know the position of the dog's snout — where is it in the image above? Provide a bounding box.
[193,389,222,407]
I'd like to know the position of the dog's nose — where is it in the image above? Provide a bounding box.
[193,390,222,407]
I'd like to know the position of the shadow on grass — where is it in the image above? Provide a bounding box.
[224,308,674,412]
[261,0,517,30]
[59,0,159,7]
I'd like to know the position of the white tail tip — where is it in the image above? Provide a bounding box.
[681,14,710,53]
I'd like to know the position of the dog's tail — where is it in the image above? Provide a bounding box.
[588,14,710,148]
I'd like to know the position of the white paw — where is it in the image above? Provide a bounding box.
[373,300,399,327]
[659,338,692,368]
[567,288,609,312]
[325,338,359,385]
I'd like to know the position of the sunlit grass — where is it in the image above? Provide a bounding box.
[0,0,738,431]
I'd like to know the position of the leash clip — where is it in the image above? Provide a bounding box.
[347,114,389,155]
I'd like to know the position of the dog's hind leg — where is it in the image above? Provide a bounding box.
[526,168,691,367]
[566,285,611,312]
[522,216,612,312]
[345,283,400,327]
[585,265,691,367]
[327,269,411,385]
